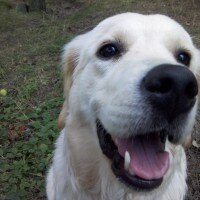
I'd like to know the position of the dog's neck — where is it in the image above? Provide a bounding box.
[65,115,101,190]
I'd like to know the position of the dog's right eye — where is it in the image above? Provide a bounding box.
[97,43,120,59]
[176,50,191,66]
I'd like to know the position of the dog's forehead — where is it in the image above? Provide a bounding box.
[91,13,191,43]
[95,13,183,33]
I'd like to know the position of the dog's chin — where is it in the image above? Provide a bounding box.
[96,120,170,191]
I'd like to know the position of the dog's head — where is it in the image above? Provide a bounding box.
[59,13,200,192]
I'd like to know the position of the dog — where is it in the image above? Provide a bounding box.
[46,13,200,200]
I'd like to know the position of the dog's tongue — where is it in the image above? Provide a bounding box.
[117,134,169,180]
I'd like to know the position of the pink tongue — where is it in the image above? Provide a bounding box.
[117,135,169,180]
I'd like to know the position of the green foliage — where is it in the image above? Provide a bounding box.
[0,96,63,199]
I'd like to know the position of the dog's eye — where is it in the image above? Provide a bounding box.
[98,43,120,59]
[176,51,191,66]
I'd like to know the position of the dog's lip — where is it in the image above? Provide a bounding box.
[96,119,169,191]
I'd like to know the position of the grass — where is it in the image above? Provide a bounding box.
[0,7,67,200]
[0,0,200,199]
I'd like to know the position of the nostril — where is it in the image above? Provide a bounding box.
[185,81,198,99]
[145,78,172,94]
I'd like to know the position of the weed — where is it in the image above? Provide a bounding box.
[0,95,63,199]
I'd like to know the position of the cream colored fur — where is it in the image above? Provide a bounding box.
[46,13,200,200]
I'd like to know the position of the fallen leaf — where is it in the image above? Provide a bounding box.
[8,129,19,141]
[18,125,27,133]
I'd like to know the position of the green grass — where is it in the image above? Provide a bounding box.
[0,8,67,200]
[0,0,200,199]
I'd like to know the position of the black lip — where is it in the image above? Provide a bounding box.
[96,120,164,191]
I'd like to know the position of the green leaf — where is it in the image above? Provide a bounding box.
[39,143,48,152]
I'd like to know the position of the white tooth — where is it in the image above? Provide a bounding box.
[124,151,130,170]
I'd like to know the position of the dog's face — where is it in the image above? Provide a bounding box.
[61,13,200,192]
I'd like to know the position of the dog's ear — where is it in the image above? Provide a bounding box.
[58,35,84,129]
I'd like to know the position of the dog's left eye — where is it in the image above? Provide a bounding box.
[176,51,191,66]
[98,43,120,59]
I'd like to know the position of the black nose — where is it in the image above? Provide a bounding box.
[142,64,198,120]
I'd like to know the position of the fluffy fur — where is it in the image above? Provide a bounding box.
[46,13,200,200]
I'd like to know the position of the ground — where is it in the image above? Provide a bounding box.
[0,0,199,199]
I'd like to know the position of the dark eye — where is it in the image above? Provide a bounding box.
[176,51,191,66]
[98,43,120,59]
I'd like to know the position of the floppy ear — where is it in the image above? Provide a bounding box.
[57,36,84,129]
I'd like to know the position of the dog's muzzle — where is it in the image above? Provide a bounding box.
[142,64,198,122]
[96,64,198,191]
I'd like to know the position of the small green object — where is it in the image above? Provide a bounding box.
[0,89,7,96]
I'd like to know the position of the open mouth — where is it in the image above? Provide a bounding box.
[96,120,170,191]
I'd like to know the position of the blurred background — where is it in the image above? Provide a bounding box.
[0,0,199,199]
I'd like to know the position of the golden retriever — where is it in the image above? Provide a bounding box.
[46,13,200,200]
